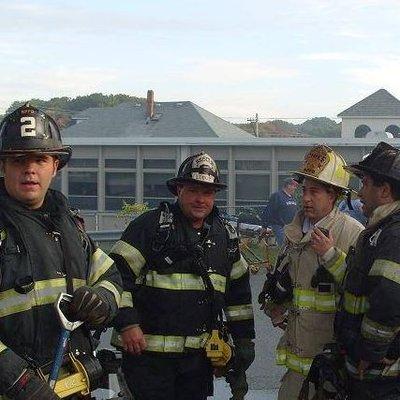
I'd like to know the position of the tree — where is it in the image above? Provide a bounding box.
[298,117,340,138]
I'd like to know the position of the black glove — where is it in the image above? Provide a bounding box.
[5,369,60,400]
[69,286,110,325]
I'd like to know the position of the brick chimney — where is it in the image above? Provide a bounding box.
[146,90,154,120]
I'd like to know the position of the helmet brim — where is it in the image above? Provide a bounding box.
[0,146,72,170]
[167,177,227,195]
[293,171,350,191]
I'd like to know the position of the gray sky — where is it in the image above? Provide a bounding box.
[1,0,399,122]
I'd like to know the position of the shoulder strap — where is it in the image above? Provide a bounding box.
[151,202,174,253]
[219,215,240,263]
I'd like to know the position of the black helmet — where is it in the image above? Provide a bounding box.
[167,151,227,195]
[0,103,71,170]
[345,141,400,183]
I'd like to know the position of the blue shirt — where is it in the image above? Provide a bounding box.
[263,190,298,227]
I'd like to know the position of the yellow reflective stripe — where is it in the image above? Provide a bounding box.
[0,229,6,241]
[293,288,337,312]
[361,316,399,343]
[72,278,86,290]
[325,250,347,283]
[0,278,66,318]
[343,292,369,314]
[144,271,226,293]
[0,341,7,353]
[144,333,210,353]
[120,291,133,308]
[225,304,254,321]
[110,240,145,276]
[89,248,114,285]
[369,259,400,285]
[276,347,313,376]
[230,255,248,280]
[95,280,121,306]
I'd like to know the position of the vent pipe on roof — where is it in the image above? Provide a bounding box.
[146,90,154,120]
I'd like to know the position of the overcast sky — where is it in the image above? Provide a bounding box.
[1,0,400,122]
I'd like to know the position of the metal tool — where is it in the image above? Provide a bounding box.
[49,293,84,390]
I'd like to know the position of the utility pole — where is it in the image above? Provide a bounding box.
[247,113,259,137]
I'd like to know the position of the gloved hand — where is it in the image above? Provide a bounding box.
[227,339,255,400]
[5,369,60,400]
[69,286,110,325]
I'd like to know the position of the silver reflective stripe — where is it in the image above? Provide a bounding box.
[144,271,226,293]
[96,281,121,305]
[369,259,400,285]
[89,248,114,285]
[225,304,254,321]
[144,333,210,352]
[0,341,7,353]
[230,255,248,280]
[361,316,398,342]
[110,240,146,276]
[0,278,66,318]
[120,291,133,308]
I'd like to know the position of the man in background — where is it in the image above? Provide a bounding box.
[263,177,298,246]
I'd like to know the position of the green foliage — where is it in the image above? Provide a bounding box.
[118,201,149,222]
[5,93,145,129]
[298,117,340,138]
[237,117,340,138]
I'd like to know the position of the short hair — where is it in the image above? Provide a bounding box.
[283,177,296,188]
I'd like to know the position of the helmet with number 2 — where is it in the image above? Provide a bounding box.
[0,103,71,170]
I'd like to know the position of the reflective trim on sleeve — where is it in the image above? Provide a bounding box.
[325,250,347,283]
[72,278,86,290]
[144,271,226,293]
[225,304,254,321]
[276,346,313,376]
[0,278,66,318]
[95,280,122,306]
[0,341,7,354]
[144,333,210,353]
[343,292,369,315]
[120,291,133,308]
[293,288,337,313]
[230,255,248,280]
[369,259,400,285]
[89,248,114,285]
[345,357,400,378]
[110,240,146,277]
[0,229,6,241]
[361,316,399,343]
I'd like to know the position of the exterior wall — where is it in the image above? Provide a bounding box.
[341,117,400,138]
[58,142,379,231]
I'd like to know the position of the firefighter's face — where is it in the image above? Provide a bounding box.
[301,178,336,223]
[2,154,59,209]
[177,183,216,227]
[358,174,390,217]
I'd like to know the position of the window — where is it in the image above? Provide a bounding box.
[105,172,136,211]
[278,161,301,171]
[215,173,228,207]
[143,172,175,207]
[235,174,270,206]
[354,125,371,138]
[385,125,400,138]
[68,171,98,210]
[215,160,228,170]
[143,159,176,169]
[68,158,98,168]
[105,159,136,168]
[235,160,270,170]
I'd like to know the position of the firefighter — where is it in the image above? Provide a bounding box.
[335,142,400,399]
[258,145,364,400]
[0,104,122,400]
[110,152,255,400]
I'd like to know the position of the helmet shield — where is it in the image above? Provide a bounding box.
[167,151,227,195]
[294,145,350,191]
[0,103,71,170]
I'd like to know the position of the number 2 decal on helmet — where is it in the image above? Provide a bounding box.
[20,117,36,137]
